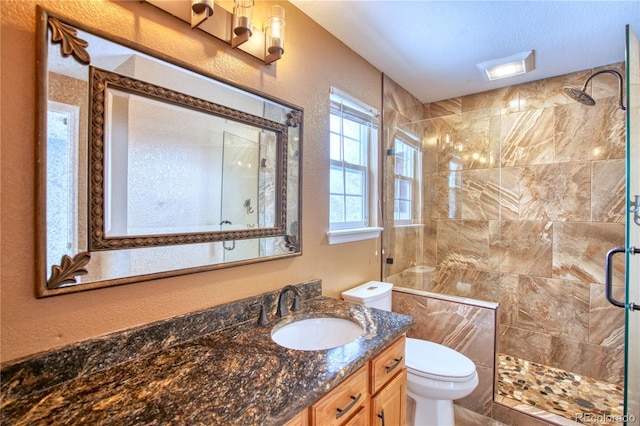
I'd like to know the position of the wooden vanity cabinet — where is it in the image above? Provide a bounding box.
[306,335,407,426]
[369,336,406,426]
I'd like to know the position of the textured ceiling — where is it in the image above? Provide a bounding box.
[291,1,640,103]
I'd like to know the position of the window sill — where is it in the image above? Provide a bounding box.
[326,227,383,245]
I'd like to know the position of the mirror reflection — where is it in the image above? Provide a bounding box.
[38,9,302,296]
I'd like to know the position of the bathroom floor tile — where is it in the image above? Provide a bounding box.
[497,353,623,425]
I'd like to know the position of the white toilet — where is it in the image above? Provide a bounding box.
[342,281,479,426]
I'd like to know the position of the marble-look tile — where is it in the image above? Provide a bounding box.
[421,217,438,266]
[518,276,590,342]
[425,97,461,118]
[498,166,520,220]
[462,169,501,220]
[438,111,501,171]
[428,171,462,219]
[499,326,553,367]
[497,274,518,328]
[383,75,424,121]
[461,86,518,115]
[591,159,626,222]
[517,69,593,111]
[548,336,624,385]
[588,284,625,347]
[554,102,626,162]
[500,108,555,167]
[552,222,625,284]
[457,363,495,416]
[386,225,424,274]
[455,404,507,426]
[421,298,496,368]
[489,220,553,277]
[492,401,557,426]
[429,266,501,302]
[519,162,591,221]
[591,63,625,102]
[437,220,490,270]
[421,125,439,174]
[392,291,431,339]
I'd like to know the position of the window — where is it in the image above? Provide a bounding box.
[327,88,382,244]
[393,133,422,225]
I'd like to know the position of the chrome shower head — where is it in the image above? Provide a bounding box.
[563,69,626,110]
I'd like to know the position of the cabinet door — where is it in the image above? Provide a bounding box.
[371,369,407,426]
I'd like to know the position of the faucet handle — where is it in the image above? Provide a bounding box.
[250,302,269,326]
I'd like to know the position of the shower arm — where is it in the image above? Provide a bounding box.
[580,69,626,110]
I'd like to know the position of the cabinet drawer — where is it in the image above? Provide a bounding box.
[369,335,405,394]
[310,364,369,426]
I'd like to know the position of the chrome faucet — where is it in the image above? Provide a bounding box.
[276,285,302,317]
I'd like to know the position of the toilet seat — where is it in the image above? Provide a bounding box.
[405,338,477,382]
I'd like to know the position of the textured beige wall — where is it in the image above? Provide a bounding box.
[0,0,383,362]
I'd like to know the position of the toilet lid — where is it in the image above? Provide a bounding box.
[405,338,477,382]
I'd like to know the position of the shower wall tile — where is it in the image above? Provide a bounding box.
[589,283,625,348]
[462,169,501,220]
[500,108,555,167]
[421,297,496,368]
[591,159,626,222]
[552,222,625,284]
[554,102,626,162]
[489,221,553,277]
[392,291,431,339]
[591,62,625,101]
[517,69,592,111]
[458,364,494,416]
[518,162,591,221]
[499,326,553,366]
[383,75,424,121]
[437,220,489,270]
[428,171,461,219]
[548,336,624,385]
[498,166,520,220]
[461,85,518,115]
[424,97,461,118]
[497,274,518,328]
[438,111,500,171]
[518,276,590,342]
[430,267,501,302]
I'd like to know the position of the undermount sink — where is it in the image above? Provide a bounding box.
[271,317,364,351]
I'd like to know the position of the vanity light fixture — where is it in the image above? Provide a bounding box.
[145,0,286,65]
[477,50,535,81]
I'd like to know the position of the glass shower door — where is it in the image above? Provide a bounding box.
[624,24,640,422]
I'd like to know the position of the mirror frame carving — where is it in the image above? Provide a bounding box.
[36,7,303,297]
[88,67,290,251]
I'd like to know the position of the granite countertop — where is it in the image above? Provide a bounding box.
[1,291,413,425]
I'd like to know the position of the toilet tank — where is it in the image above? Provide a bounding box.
[342,281,393,311]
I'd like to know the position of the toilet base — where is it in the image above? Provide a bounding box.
[407,389,454,426]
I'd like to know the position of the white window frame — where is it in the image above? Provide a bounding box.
[326,87,382,244]
[393,132,422,225]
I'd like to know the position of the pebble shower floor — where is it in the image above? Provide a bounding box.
[497,353,624,425]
